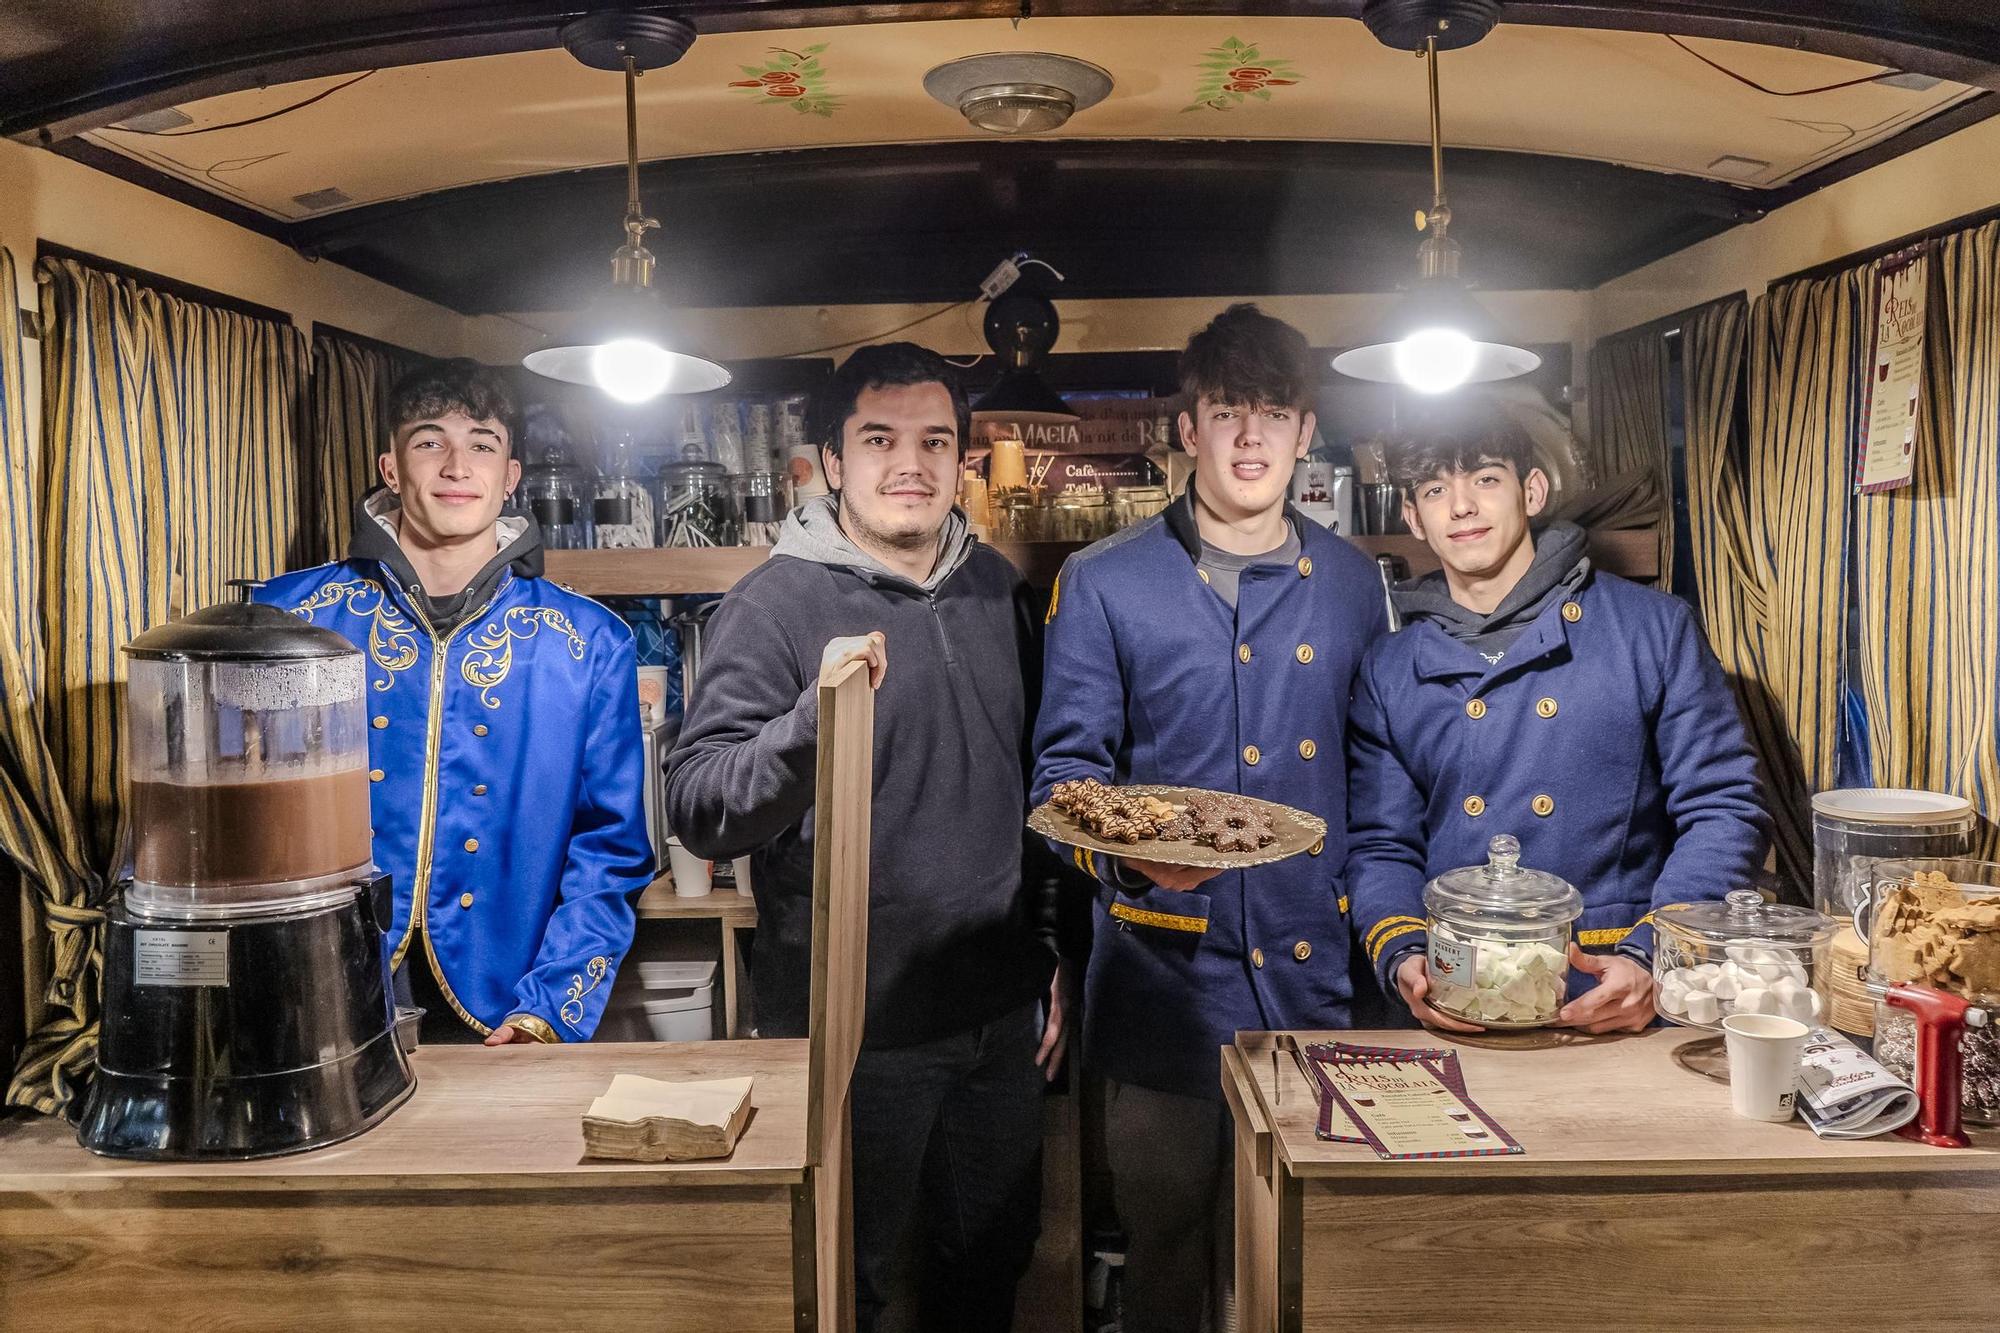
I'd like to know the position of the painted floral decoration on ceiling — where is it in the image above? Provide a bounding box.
[730,45,842,117]
[1184,37,1301,113]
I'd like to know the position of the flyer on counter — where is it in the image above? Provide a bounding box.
[1321,1058,1525,1160]
[1302,1042,1472,1143]
[1855,243,1929,494]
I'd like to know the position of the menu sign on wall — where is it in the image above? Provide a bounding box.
[1855,245,1929,494]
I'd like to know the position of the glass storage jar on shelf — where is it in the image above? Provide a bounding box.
[1651,890,1835,1031]
[1422,835,1583,1028]
[656,460,739,548]
[592,438,655,549]
[1049,491,1112,543]
[1110,485,1170,531]
[731,471,789,546]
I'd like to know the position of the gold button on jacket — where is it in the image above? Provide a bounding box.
[1243,744,1261,766]
[1251,948,1265,968]
[1296,557,1312,577]
[459,892,475,909]
[472,784,488,796]
[372,716,388,730]
[1293,940,1312,962]
[464,838,480,853]
[1463,795,1487,817]
[1238,643,1252,664]
[1308,837,1325,857]
[1532,794,1555,817]
[1537,697,1559,719]
[1295,644,1315,664]
[369,768,385,782]
[1465,698,1487,720]
[1298,739,1317,760]
[473,724,489,737]
[1562,601,1583,623]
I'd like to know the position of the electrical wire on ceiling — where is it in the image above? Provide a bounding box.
[763,297,981,360]
[106,71,377,136]
[1665,35,1899,97]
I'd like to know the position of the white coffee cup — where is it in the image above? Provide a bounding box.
[1723,1012,1808,1122]
[667,838,712,897]
[732,855,754,898]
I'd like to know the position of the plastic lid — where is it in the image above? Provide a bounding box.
[1811,788,1974,825]
[124,602,359,662]
[1425,835,1583,919]
[1656,889,1837,948]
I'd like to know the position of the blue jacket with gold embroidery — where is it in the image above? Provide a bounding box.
[1032,490,1388,1099]
[1345,566,1770,997]
[255,517,651,1041]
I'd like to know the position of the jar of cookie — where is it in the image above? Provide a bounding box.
[1864,859,2000,1124]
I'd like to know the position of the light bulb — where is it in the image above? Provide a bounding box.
[590,338,676,404]
[1393,327,1476,395]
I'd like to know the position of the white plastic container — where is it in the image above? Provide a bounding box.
[642,986,715,1042]
[668,837,712,897]
[733,855,754,898]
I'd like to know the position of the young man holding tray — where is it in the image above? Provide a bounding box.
[1033,305,1386,1333]
[1345,411,1769,1034]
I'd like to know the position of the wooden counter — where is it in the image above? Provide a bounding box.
[1224,1028,2000,1333]
[0,1039,814,1330]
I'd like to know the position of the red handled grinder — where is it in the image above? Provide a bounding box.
[1869,981,1991,1149]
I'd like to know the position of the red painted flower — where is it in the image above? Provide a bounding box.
[728,79,763,87]
[767,84,805,97]
[1229,67,1272,80]
[1227,81,1264,92]
[760,71,801,85]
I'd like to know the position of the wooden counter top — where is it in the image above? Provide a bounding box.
[0,1038,808,1195]
[1232,1028,2000,1180]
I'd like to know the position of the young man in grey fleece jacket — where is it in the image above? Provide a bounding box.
[664,342,1065,1332]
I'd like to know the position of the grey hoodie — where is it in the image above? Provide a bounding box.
[350,489,544,634]
[770,493,976,593]
[1392,520,1592,667]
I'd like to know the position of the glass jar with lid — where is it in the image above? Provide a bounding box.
[1652,890,1835,1031]
[1110,485,1170,531]
[656,460,739,548]
[731,470,789,546]
[1049,491,1112,543]
[1422,834,1583,1028]
[1863,858,2000,1124]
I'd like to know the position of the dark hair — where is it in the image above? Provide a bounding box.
[1385,411,1539,495]
[385,359,522,454]
[1178,304,1316,412]
[808,342,971,459]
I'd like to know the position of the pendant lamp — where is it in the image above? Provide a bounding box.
[523,14,730,404]
[1333,1,1539,394]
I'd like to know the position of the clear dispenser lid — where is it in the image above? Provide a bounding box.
[1424,835,1583,921]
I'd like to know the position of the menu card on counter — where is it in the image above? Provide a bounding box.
[1300,1042,1524,1160]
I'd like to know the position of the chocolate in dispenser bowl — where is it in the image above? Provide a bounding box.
[123,601,373,919]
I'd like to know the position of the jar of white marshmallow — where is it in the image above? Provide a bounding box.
[1422,835,1584,1029]
[1652,890,1837,1030]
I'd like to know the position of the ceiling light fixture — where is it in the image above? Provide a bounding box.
[523,14,730,404]
[924,53,1113,135]
[1333,0,1539,395]
[971,257,1078,425]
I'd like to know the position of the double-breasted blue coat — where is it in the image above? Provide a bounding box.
[1346,568,1770,998]
[1033,490,1387,1098]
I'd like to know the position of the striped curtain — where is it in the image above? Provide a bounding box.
[1742,266,1867,890]
[1680,295,1815,890]
[311,332,425,561]
[1854,222,2000,851]
[5,255,306,1115]
[1587,329,1674,588]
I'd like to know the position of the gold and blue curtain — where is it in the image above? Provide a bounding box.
[1586,329,1674,589]
[311,331,426,561]
[4,254,306,1114]
[1853,221,2000,852]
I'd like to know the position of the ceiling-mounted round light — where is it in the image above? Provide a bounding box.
[924,53,1112,135]
[523,14,729,403]
[1335,0,1537,392]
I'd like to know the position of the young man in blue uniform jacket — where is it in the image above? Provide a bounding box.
[257,361,652,1046]
[1347,412,1770,1033]
[1034,306,1387,1333]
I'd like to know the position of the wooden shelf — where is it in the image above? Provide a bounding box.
[546,529,1660,596]
[636,876,758,925]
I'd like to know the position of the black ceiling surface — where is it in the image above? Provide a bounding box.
[286,140,1755,312]
[5,1,2000,140]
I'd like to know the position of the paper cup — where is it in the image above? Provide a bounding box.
[732,855,754,898]
[1723,1013,1808,1122]
[667,838,712,897]
[636,665,670,721]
